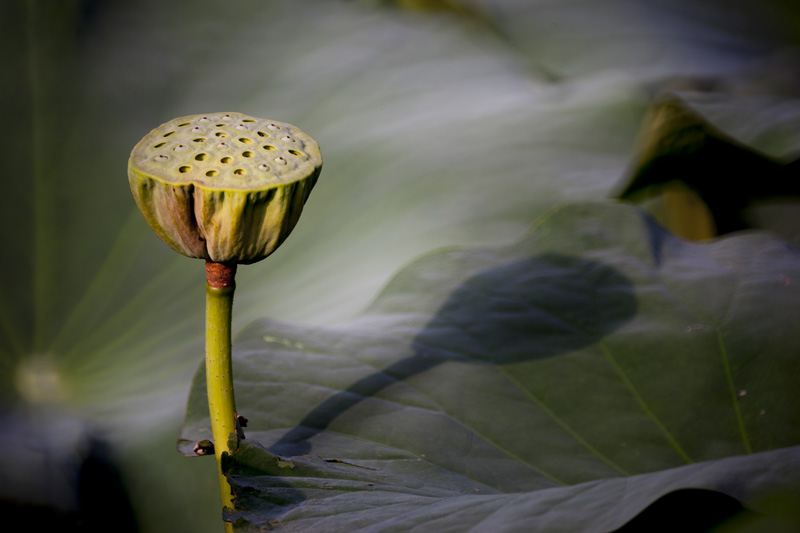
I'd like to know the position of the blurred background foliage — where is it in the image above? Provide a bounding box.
[1,0,798,531]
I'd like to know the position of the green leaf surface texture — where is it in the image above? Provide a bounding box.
[180,202,800,531]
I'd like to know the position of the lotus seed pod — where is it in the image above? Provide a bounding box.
[128,112,321,264]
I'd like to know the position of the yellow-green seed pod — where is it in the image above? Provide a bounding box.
[128,112,322,264]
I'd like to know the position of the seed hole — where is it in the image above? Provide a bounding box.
[195,153,207,161]
[215,132,228,137]
[238,137,253,144]
[242,119,255,123]
[233,168,246,176]
[163,131,175,137]
[220,157,232,164]
[262,145,276,151]
[179,166,191,173]
[288,150,303,156]
[242,151,253,157]
[154,142,166,148]
[178,122,191,127]
[193,138,205,143]
[257,131,267,137]
[216,124,225,127]
[206,170,218,177]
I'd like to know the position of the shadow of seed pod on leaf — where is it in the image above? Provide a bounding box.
[128,112,322,264]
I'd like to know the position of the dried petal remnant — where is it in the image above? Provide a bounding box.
[128,112,322,264]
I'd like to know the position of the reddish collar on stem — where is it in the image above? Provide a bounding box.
[206,260,237,289]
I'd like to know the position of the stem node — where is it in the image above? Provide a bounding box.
[206,260,237,289]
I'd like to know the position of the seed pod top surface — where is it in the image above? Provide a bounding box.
[128,112,322,264]
[130,112,321,189]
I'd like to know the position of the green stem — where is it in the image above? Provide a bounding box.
[205,261,238,531]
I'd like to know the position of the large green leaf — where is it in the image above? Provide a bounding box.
[180,202,800,530]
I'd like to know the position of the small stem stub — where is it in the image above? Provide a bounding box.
[206,260,237,289]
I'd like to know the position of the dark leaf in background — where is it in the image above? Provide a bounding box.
[616,94,800,240]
